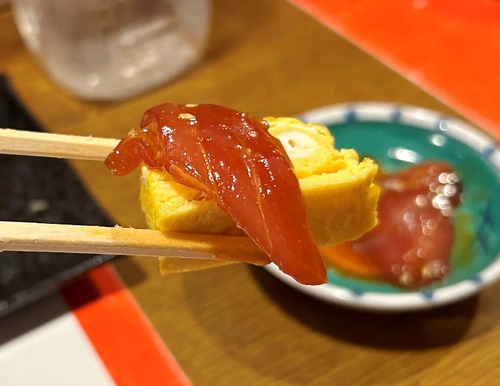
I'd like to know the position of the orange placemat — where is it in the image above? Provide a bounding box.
[290,0,500,139]
[0,265,191,386]
[61,265,192,386]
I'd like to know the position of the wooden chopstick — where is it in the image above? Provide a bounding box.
[0,128,118,160]
[0,129,267,263]
[0,221,268,263]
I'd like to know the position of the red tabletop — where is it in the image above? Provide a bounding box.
[291,0,500,139]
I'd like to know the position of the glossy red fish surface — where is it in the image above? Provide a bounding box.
[105,103,327,285]
[322,162,462,289]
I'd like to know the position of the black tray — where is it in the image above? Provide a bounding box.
[0,76,115,317]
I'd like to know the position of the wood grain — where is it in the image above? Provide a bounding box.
[0,128,118,160]
[2,1,500,385]
[0,221,267,263]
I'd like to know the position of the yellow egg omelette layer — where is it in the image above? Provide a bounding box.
[139,117,380,273]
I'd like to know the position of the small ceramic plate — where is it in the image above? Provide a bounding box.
[264,102,500,312]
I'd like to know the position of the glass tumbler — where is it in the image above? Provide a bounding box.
[10,0,211,100]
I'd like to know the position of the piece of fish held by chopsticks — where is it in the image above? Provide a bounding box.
[105,103,380,285]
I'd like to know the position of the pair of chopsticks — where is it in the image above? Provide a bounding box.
[0,128,267,263]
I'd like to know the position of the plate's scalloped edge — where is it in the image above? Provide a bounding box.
[263,263,486,313]
[299,102,500,171]
[265,102,500,313]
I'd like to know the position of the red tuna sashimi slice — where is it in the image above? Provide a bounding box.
[105,103,327,285]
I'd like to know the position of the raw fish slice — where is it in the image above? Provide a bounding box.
[106,103,327,285]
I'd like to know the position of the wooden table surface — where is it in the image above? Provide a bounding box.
[2,1,500,385]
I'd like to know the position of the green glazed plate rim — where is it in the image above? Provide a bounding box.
[263,102,500,312]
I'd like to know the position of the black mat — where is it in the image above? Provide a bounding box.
[0,76,115,317]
